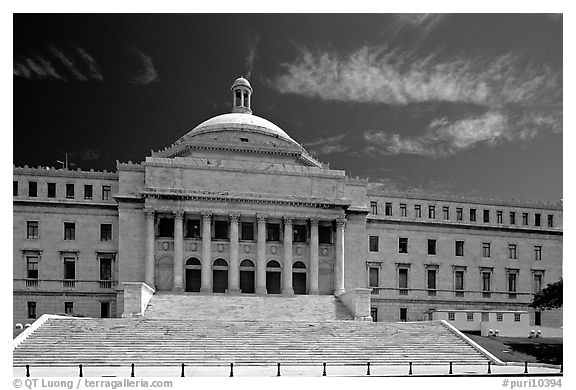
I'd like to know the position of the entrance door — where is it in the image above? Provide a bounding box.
[212,259,229,293]
[239,259,255,293]
[266,260,281,294]
[319,267,334,295]
[155,257,173,291]
[185,258,201,292]
[292,261,307,295]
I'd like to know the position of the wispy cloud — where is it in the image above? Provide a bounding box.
[245,31,259,79]
[14,45,103,82]
[388,14,446,40]
[303,134,349,155]
[128,48,158,85]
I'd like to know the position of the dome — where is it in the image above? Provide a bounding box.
[231,76,252,90]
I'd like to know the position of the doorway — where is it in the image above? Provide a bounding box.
[266,260,281,294]
[155,256,173,291]
[239,259,255,293]
[292,261,307,294]
[185,258,201,292]
[212,258,229,293]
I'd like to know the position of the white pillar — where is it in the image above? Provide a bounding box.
[282,217,294,295]
[334,218,346,295]
[144,209,156,289]
[228,213,240,294]
[200,212,212,292]
[172,210,184,292]
[309,217,319,295]
[256,214,267,295]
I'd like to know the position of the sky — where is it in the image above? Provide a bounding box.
[13,13,563,202]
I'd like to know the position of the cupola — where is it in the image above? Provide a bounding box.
[231,76,252,114]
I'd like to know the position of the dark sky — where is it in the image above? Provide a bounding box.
[13,14,562,202]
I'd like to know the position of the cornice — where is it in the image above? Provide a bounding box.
[13,166,118,180]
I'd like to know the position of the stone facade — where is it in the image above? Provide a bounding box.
[13,78,563,329]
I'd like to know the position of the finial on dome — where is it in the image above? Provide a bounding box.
[231,77,252,114]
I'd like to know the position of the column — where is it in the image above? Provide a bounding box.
[144,209,156,289]
[228,213,241,294]
[309,217,320,295]
[282,217,294,295]
[255,214,267,295]
[334,218,346,295]
[200,212,212,292]
[172,210,184,292]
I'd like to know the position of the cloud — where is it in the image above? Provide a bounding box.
[388,14,446,39]
[14,45,103,82]
[302,134,349,155]
[245,32,259,79]
[128,48,159,85]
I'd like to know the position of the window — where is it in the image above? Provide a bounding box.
[13,181,18,196]
[470,209,476,222]
[385,202,393,216]
[29,181,37,197]
[535,311,542,326]
[454,270,464,294]
[482,272,491,293]
[497,211,503,224]
[26,257,39,279]
[427,239,437,255]
[414,205,422,218]
[28,302,37,319]
[369,236,379,252]
[522,213,529,226]
[508,244,517,259]
[66,183,74,199]
[483,210,490,223]
[467,312,474,321]
[448,312,455,321]
[64,258,76,279]
[240,137,249,143]
[533,274,543,293]
[547,214,554,228]
[47,183,56,198]
[84,184,93,200]
[186,219,201,239]
[293,225,306,243]
[400,308,407,322]
[428,205,436,219]
[369,267,379,293]
[482,243,491,258]
[534,246,542,261]
[370,201,378,215]
[157,218,174,237]
[497,313,503,322]
[400,203,407,217]
[443,206,449,220]
[398,269,408,290]
[514,313,521,322]
[508,273,517,293]
[27,221,39,239]
[535,213,541,227]
[455,241,464,256]
[267,223,281,241]
[102,185,111,201]
[214,221,229,239]
[427,269,437,290]
[100,224,112,241]
[65,302,73,315]
[510,212,516,225]
[319,225,331,244]
[240,222,254,240]
[100,258,112,281]
[456,208,463,221]
[399,237,408,254]
[64,222,75,240]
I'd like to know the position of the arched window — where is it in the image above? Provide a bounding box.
[240,259,255,268]
[293,261,306,269]
[267,260,281,268]
[213,259,228,267]
[186,258,201,267]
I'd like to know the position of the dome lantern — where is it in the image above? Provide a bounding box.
[231,77,252,114]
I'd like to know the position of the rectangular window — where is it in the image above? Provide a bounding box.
[427,239,437,255]
[100,258,112,281]
[470,209,476,222]
[28,302,37,319]
[27,221,39,239]
[369,236,379,252]
[456,208,463,221]
[29,181,37,197]
[293,225,307,243]
[66,183,74,199]
[497,211,503,224]
[497,313,503,322]
[369,267,379,292]
[398,269,408,289]
[400,308,407,322]
[483,210,490,223]
[427,269,437,290]
[510,212,516,225]
[65,302,73,315]
[100,224,112,242]
[102,185,111,201]
[240,222,254,241]
[534,245,542,261]
[455,241,464,256]
[13,181,18,196]
[454,271,464,291]
[508,244,517,259]
[64,222,76,240]
[443,206,449,220]
[514,313,521,322]
[535,311,542,326]
[385,202,393,216]
[84,184,93,200]
[47,182,56,198]
[428,205,436,219]
[448,312,455,321]
[414,205,422,218]
[400,203,407,217]
[398,237,408,254]
[535,213,541,227]
[467,312,474,321]
[482,272,491,292]
[157,218,174,238]
[266,223,281,241]
[370,201,378,215]
[533,274,542,293]
[319,225,331,244]
[522,213,529,226]
[482,243,491,258]
[547,214,554,228]
[185,219,201,239]
[214,220,229,239]
[508,273,517,292]
[64,258,76,279]
[26,257,39,279]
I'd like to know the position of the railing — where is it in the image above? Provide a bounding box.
[370,287,534,302]
[25,279,39,287]
[62,280,76,288]
[13,279,117,291]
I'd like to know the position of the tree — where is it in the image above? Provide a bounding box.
[529,278,563,310]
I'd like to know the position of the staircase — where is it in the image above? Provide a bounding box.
[13,316,494,367]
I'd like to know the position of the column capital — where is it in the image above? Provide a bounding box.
[229,212,241,222]
[310,217,319,226]
[336,218,346,227]
[174,210,185,220]
[201,212,213,220]
[283,216,293,225]
[256,213,267,223]
[143,208,155,218]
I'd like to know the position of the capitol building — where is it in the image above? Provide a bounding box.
[13,78,563,329]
